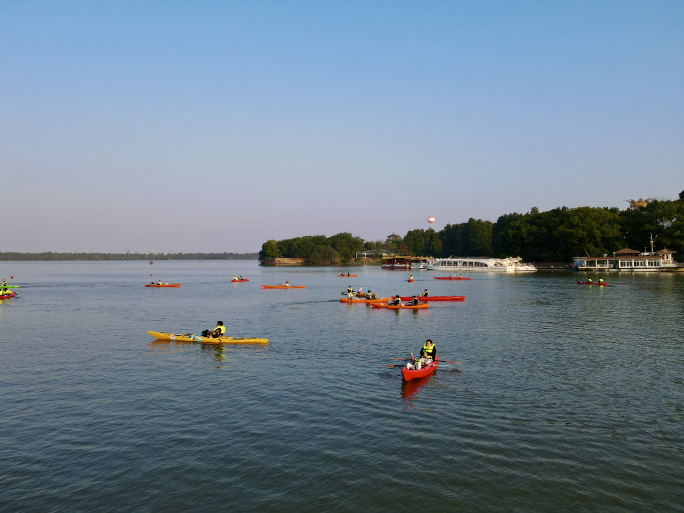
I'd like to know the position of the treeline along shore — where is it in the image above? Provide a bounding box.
[260,194,684,265]
[0,252,259,262]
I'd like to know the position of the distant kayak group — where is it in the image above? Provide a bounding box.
[146,270,472,382]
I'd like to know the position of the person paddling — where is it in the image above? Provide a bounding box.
[421,289,429,297]
[390,295,401,306]
[203,321,225,339]
[406,339,436,370]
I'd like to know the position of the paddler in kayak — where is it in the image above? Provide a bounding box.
[406,339,437,370]
[421,289,429,297]
[202,321,226,339]
[409,296,420,306]
[390,295,401,306]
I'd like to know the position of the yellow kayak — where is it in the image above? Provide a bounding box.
[147,330,268,345]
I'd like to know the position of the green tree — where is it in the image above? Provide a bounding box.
[403,229,427,256]
[309,245,340,265]
[259,240,281,261]
[328,232,365,262]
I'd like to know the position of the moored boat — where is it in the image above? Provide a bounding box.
[147,331,268,345]
[427,257,536,272]
[399,295,465,302]
[401,356,439,381]
[573,236,681,272]
[145,283,181,287]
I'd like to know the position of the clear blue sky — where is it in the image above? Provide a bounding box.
[2,1,682,253]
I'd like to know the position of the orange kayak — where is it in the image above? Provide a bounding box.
[145,283,181,287]
[338,274,357,277]
[340,296,390,303]
[261,284,305,289]
[399,296,465,302]
[371,302,428,310]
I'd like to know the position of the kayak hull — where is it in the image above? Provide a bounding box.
[147,331,268,345]
[401,356,439,381]
[0,292,17,299]
[338,274,357,277]
[340,297,391,303]
[399,296,465,302]
[261,285,305,289]
[371,303,429,309]
[145,284,181,287]
[433,276,471,280]
[577,281,608,286]
[231,279,249,282]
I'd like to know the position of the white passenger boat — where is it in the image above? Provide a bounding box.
[427,257,537,272]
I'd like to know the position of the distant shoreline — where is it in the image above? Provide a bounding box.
[0,252,259,262]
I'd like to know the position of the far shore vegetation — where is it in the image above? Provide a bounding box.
[260,193,684,266]
[0,252,258,262]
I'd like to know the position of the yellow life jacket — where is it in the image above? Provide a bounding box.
[422,343,435,357]
[216,325,226,335]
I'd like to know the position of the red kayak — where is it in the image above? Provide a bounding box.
[145,283,181,287]
[399,296,465,302]
[371,302,428,310]
[577,281,609,286]
[0,291,16,299]
[433,276,471,280]
[231,279,249,282]
[401,356,439,381]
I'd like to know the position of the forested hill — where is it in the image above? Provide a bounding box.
[260,195,684,265]
[0,252,259,261]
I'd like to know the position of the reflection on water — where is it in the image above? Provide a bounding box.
[1,262,683,512]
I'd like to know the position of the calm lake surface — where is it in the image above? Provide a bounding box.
[1,261,682,512]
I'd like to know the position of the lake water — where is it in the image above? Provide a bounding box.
[1,261,682,512]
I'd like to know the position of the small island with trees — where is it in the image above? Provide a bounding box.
[259,192,684,267]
